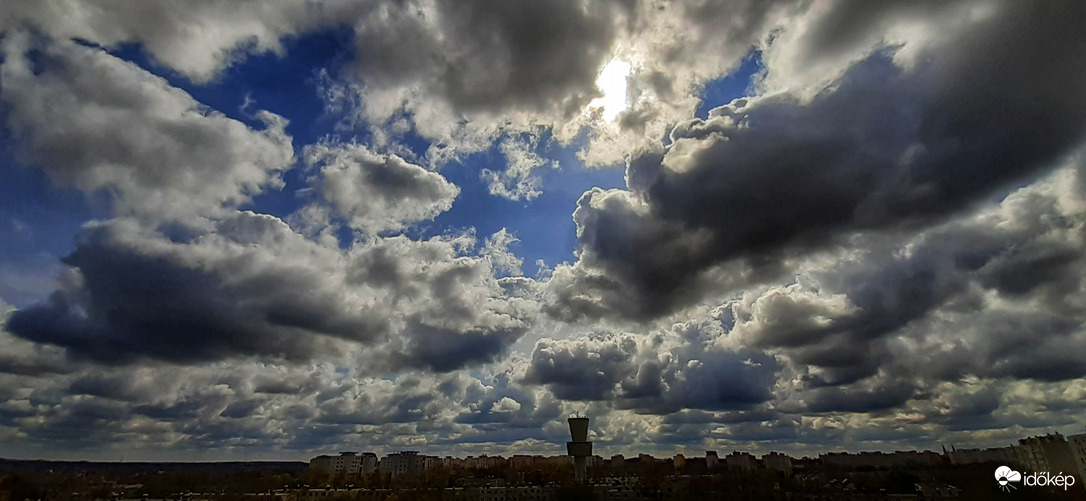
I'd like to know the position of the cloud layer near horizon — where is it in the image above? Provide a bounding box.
[2,0,1086,460]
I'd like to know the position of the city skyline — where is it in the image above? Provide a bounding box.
[2,415,1086,497]
[2,1,1086,464]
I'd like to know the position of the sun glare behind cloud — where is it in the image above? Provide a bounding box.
[589,59,631,121]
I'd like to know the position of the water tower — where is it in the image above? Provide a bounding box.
[567,415,592,481]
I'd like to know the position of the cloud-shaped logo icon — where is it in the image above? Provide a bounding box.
[995,465,1022,491]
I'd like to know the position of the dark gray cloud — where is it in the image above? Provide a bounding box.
[69,372,160,402]
[0,354,73,378]
[5,215,536,372]
[525,325,779,414]
[131,400,204,422]
[801,378,918,414]
[399,321,525,373]
[5,215,382,364]
[349,0,621,117]
[616,347,778,414]
[709,163,1086,395]
[552,1,1086,319]
[669,164,1086,436]
[524,335,638,401]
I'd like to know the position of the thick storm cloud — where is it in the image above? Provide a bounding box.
[798,168,1081,373]
[526,321,780,414]
[553,1,1086,319]
[714,164,1086,419]
[5,215,380,364]
[400,321,525,373]
[524,335,637,401]
[6,215,535,369]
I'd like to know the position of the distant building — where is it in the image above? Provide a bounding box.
[380,451,425,477]
[762,452,794,475]
[460,455,506,470]
[1016,433,1076,474]
[309,451,375,476]
[423,455,443,471]
[705,451,719,470]
[946,446,1016,465]
[725,451,756,472]
[672,454,686,471]
[1064,431,1086,484]
[609,454,625,469]
[820,451,942,469]
[544,455,574,467]
[509,455,545,470]
[361,452,378,474]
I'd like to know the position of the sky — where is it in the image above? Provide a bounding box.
[1,0,1086,462]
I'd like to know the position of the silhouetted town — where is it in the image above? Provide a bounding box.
[3,419,1085,500]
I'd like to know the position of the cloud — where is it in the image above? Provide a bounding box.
[345,0,619,124]
[0,33,294,224]
[481,135,556,201]
[552,2,1086,319]
[704,162,1086,419]
[305,142,459,234]
[4,0,1086,460]
[0,0,366,83]
[0,344,576,458]
[329,0,808,169]
[490,396,522,414]
[4,214,379,364]
[799,378,918,414]
[524,319,779,414]
[0,301,74,377]
[481,229,524,277]
[5,213,538,371]
[525,335,638,401]
[0,0,796,173]
[348,234,539,371]
[529,159,1086,441]
[398,320,528,373]
[756,0,974,95]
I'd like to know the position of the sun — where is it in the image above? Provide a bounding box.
[589,59,631,121]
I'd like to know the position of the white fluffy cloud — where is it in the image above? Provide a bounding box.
[0,0,364,83]
[0,33,294,224]
[305,143,459,234]
[481,136,556,201]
